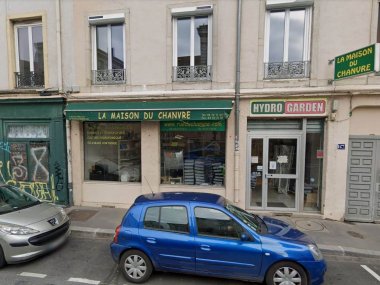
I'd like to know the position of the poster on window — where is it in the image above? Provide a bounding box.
[10,143,28,181]
[30,142,49,182]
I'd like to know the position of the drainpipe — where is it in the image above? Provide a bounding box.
[56,0,73,205]
[234,0,242,203]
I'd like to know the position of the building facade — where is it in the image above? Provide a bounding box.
[1,0,380,222]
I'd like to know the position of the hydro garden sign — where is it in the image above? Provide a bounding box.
[334,44,380,80]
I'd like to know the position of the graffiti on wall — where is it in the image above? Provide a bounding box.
[0,142,63,202]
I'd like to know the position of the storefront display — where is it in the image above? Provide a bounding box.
[160,128,225,186]
[84,122,141,182]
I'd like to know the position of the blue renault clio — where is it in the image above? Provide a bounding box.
[110,192,326,285]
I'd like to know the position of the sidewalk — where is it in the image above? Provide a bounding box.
[66,206,380,259]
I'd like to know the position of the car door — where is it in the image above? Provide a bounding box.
[139,204,195,272]
[192,205,262,279]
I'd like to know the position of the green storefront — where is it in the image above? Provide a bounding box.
[0,98,69,205]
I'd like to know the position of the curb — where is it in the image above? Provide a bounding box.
[319,244,380,259]
[70,226,380,259]
[71,226,115,239]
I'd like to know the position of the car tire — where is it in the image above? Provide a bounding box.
[119,250,153,283]
[0,246,6,268]
[266,261,308,285]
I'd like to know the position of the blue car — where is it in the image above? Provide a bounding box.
[110,192,326,285]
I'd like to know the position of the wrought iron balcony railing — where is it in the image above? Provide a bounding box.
[92,69,126,85]
[15,71,44,88]
[264,61,310,80]
[173,65,212,81]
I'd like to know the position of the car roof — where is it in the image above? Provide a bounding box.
[134,192,226,206]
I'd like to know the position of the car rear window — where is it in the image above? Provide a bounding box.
[144,206,189,233]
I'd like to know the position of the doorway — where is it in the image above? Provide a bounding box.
[248,134,301,211]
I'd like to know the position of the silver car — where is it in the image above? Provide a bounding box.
[0,184,70,267]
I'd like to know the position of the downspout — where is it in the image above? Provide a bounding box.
[56,0,73,205]
[234,0,242,203]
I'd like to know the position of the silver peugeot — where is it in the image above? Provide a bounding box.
[0,184,70,267]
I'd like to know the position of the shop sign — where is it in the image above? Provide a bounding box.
[161,120,225,132]
[334,44,380,80]
[65,100,233,122]
[250,99,326,117]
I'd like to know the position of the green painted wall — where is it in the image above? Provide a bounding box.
[0,98,69,205]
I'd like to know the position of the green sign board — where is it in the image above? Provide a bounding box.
[334,44,380,80]
[161,121,225,131]
[65,100,233,121]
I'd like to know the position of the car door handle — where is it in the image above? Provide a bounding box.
[200,245,211,251]
[146,238,157,244]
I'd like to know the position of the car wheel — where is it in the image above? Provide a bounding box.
[0,246,6,268]
[120,250,153,283]
[266,261,308,285]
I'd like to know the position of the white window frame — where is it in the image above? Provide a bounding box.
[14,23,43,73]
[91,23,126,71]
[264,7,312,64]
[172,14,213,68]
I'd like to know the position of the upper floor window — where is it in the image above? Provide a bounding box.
[14,23,44,88]
[264,6,312,79]
[89,13,126,85]
[172,6,213,81]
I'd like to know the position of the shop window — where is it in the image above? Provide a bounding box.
[90,14,126,85]
[172,5,213,81]
[6,124,50,183]
[160,128,225,186]
[264,6,312,79]
[14,23,44,88]
[304,119,324,211]
[84,122,141,182]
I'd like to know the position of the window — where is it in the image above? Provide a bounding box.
[160,129,225,186]
[91,21,126,84]
[84,122,141,182]
[264,7,312,79]
[172,6,212,81]
[14,23,44,88]
[195,207,243,239]
[144,206,189,233]
[6,124,50,183]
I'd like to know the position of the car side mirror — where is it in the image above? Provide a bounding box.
[240,233,251,241]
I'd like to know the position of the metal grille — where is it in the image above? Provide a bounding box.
[28,221,70,246]
[173,65,212,81]
[264,61,310,79]
[92,69,126,85]
[15,72,44,88]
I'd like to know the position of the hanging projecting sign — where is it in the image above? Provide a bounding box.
[250,99,326,117]
[334,44,380,80]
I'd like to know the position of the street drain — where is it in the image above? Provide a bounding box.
[347,231,364,239]
[294,220,325,231]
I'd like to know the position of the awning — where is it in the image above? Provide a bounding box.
[65,100,233,121]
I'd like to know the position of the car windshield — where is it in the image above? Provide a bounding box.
[0,185,40,214]
[225,200,267,233]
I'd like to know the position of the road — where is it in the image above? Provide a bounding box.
[0,235,379,285]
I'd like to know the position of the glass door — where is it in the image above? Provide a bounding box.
[248,135,300,210]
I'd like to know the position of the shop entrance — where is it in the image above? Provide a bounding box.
[248,133,301,211]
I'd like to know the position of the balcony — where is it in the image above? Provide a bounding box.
[92,69,126,85]
[264,61,310,80]
[173,65,212,81]
[15,71,44,88]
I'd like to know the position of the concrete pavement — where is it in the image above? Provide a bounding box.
[65,206,380,258]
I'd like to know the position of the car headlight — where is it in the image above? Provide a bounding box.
[308,244,323,261]
[59,207,68,220]
[0,223,39,235]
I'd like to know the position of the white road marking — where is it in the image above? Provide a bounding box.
[68,277,100,284]
[361,265,380,282]
[19,272,47,278]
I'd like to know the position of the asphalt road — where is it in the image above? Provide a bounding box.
[0,235,379,285]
